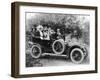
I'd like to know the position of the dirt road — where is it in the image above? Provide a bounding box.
[26,53,89,67]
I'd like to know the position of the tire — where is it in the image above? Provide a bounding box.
[84,47,88,59]
[30,44,42,58]
[52,39,65,55]
[70,48,85,64]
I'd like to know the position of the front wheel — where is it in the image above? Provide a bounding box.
[30,44,42,58]
[70,48,85,64]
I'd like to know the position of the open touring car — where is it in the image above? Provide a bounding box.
[26,29,88,64]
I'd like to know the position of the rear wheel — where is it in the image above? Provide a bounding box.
[31,44,42,58]
[52,39,65,55]
[70,48,84,64]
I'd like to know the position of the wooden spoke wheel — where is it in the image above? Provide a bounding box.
[70,48,85,64]
[31,44,42,58]
[52,39,65,55]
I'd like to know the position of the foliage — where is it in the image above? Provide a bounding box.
[26,13,90,45]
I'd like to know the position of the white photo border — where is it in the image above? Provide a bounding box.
[19,5,96,75]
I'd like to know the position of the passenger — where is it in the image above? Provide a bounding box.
[43,26,50,40]
[36,25,43,39]
[31,27,36,37]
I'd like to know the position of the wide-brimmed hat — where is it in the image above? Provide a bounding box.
[37,25,43,31]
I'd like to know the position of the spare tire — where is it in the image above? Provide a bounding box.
[52,39,65,55]
[30,44,42,58]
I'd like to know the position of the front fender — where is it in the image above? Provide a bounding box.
[69,43,88,57]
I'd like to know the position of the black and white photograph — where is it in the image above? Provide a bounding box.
[25,13,90,67]
[11,2,97,78]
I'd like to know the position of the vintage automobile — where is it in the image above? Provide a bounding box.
[26,31,88,64]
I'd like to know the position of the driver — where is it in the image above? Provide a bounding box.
[57,28,61,39]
